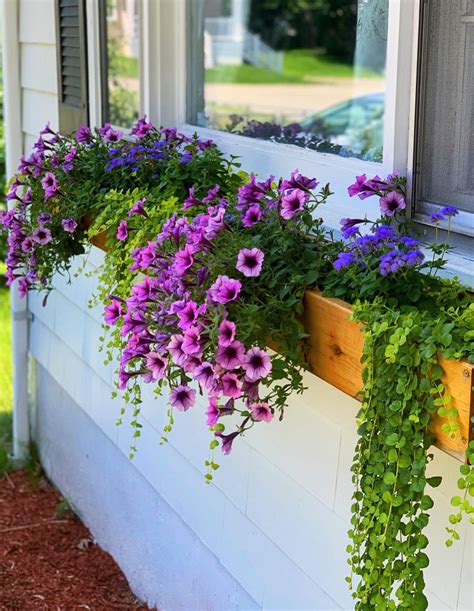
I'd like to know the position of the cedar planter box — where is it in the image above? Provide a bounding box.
[303,290,474,462]
[86,230,473,462]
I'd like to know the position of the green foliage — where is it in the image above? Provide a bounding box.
[346,297,473,609]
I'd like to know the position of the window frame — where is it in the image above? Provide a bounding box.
[409,0,474,252]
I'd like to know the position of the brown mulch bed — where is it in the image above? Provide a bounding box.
[0,470,152,610]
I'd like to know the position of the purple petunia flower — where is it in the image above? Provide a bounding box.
[347,174,368,197]
[131,115,153,138]
[116,220,128,241]
[183,187,202,211]
[37,213,52,225]
[379,191,406,217]
[236,247,264,278]
[99,123,123,143]
[221,372,242,399]
[206,397,220,426]
[170,385,196,412]
[176,301,204,330]
[64,147,77,162]
[41,172,58,200]
[207,275,242,304]
[21,237,35,253]
[194,362,216,391]
[62,218,78,233]
[104,299,123,325]
[218,320,236,347]
[280,169,318,192]
[216,340,245,370]
[215,430,240,454]
[280,189,308,220]
[182,326,202,356]
[167,334,187,366]
[243,347,272,382]
[32,226,52,245]
[128,198,146,217]
[174,244,197,275]
[76,124,92,143]
[250,402,273,423]
[145,352,167,380]
[242,204,262,228]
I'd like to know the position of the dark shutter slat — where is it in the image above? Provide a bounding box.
[56,0,88,126]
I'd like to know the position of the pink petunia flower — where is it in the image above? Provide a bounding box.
[280,188,308,220]
[243,347,272,382]
[104,299,123,325]
[207,275,241,304]
[379,191,406,217]
[62,218,78,233]
[221,372,242,399]
[145,352,167,380]
[32,226,52,245]
[218,320,236,347]
[242,204,262,228]
[41,172,58,200]
[182,326,202,356]
[206,397,220,426]
[194,362,215,391]
[250,402,273,423]
[167,334,187,366]
[170,385,196,412]
[236,247,264,278]
[216,340,245,370]
[116,220,128,241]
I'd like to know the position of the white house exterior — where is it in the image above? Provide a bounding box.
[2,1,473,609]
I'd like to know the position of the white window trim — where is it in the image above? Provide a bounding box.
[153,0,419,230]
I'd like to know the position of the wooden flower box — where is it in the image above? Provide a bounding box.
[86,230,473,462]
[303,290,474,462]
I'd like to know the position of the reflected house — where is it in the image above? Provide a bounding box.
[204,0,283,72]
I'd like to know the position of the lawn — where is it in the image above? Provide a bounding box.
[205,48,380,84]
[0,263,12,466]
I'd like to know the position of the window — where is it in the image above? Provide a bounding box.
[414,0,474,242]
[187,0,389,162]
[100,0,142,127]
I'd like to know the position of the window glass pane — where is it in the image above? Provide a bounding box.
[104,0,141,127]
[418,0,474,217]
[187,0,388,161]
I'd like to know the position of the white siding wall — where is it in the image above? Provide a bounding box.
[17,1,474,608]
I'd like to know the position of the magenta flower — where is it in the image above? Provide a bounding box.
[62,218,78,233]
[280,189,308,220]
[236,247,264,278]
[167,334,187,366]
[215,430,240,454]
[242,204,262,228]
[176,301,201,330]
[145,352,167,380]
[206,398,220,426]
[347,174,368,197]
[37,213,52,225]
[379,191,406,217]
[170,385,196,412]
[32,226,52,245]
[21,237,35,253]
[218,320,236,347]
[194,362,215,391]
[116,220,128,241]
[104,299,123,325]
[243,347,272,382]
[221,373,242,399]
[183,187,202,211]
[208,275,241,304]
[250,402,273,423]
[182,326,202,356]
[128,198,146,217]
[280,170,318,191]
[174,244,197,275]
[131,115,153,138]
[99,123,122,143]
[216,340,245,370]
[41,172,58,200]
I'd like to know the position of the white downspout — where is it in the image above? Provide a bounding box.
[2,0,30,462]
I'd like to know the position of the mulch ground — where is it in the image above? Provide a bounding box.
[0,470,152,610]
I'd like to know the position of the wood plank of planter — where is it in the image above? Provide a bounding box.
[303,289,474,461]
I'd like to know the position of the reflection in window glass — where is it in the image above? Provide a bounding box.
[104,0,141,127]
[188,0,388,161]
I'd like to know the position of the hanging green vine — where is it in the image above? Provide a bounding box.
[347,300,474,610]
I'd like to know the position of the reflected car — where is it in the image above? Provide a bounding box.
[300,93,385,157]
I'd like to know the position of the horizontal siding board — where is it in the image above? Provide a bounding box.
[20,0,56,45]
[20,44,58,95]
[22,89,59,136]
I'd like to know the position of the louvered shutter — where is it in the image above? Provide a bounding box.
[55,0,89,133]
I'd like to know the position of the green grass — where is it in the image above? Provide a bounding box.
[0,262,12,466]
[205,48,381,85]
[113,55,139,79]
